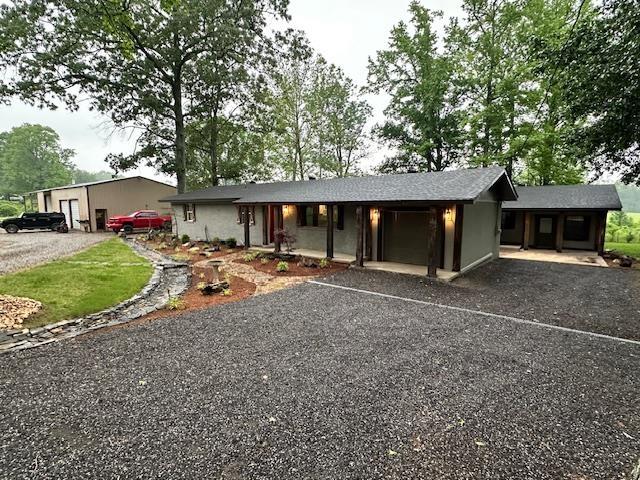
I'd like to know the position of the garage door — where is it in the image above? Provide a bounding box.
[59,200,70,228]
[383,211,429,265]
[69,199,80,229]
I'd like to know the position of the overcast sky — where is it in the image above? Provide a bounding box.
[0,0,464,184]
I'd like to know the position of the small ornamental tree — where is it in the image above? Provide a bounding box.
[274,228,296,253]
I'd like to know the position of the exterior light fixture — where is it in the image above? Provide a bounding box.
[444,207,453,222]
[319,204,327,216]
[282,205,290,215]
[370,208,379,223]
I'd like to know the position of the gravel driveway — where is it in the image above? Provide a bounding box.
[0,230,112,275]
[1,281,638,479]
[323,258,640,341]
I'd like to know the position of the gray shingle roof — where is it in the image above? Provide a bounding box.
[162,167,517,204]
[503,185,622,211]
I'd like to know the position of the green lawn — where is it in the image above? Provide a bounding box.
[605,242,640,259]
[0,238,153,329]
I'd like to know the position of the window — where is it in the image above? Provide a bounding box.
[501,211,516,230]
[565,215,590,241]
[183,204,196,222]
[297,205,341,228]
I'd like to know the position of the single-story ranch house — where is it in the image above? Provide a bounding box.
[500,185,622,254]
[33,177,176,232]
[162,167,518,278]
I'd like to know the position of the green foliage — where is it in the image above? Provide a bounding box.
[225,237,237,248]
[367,5,463,173]
[276,260,289,272]
[166,296,186,310]
[605,242,640,259]
[0,200,23,218]
[606,211,640,244]
[319,258,330,269]
[72,169,116,184]
[243,252,258,262]
[0,239,152,329]
[554,0,640,184]
[0,124,74,196]
[265,33,370,180]
[180,234,190,244]
[260,257,269,265]
[0,0,289,193]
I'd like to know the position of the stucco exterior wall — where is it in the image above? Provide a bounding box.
[283,205,358,256]
[173,203,265,246]
[88,178,175,231]
[460,201,500,270]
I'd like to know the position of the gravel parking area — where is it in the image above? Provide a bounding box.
[1,281,638,479]
[0,231,111,275]
[323,258,640,341]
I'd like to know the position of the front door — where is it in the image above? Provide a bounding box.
[535,215,556,249]
[95,209,107,230]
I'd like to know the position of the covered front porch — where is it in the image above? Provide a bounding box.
[240,202,464,280]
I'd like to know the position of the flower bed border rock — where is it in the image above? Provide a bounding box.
[0,239,189,355]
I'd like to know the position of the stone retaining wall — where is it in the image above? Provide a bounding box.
[0,240,189,355]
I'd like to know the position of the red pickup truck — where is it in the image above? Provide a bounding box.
[106,210,172,233]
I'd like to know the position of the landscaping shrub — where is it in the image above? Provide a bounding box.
[319,258,330,269]
[274,228,296,252]
[243,252,258,262]
[260,257,269,265]
[225,237,237,248]
[211,237,220,245]
[166,297,186,310]
[0,201,22,218]
[222,288,233,296]
[276,260,289,272]
[180,234,190,244]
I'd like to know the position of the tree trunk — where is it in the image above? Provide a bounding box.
[209,113,219,186]
[173,78,187,194]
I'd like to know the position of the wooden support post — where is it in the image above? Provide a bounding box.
[426,207,439,278]
[243,206,250,250]
[555,213,564,252]
[522,212,531,250]
[326,204,334,259]
[596,211,607,256]
[452,204,464,272]
[274,206,281,253]
[355,205,364,267]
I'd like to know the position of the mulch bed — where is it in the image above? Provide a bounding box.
[143,275,256,322]
[235,257,349,277]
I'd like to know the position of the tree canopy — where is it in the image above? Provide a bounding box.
[0,124,74,196]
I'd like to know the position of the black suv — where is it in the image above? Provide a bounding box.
[1,212,66,233]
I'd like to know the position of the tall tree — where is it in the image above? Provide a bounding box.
[0,0,288,193]
[554,0,640,184]
[310,62,371,177]
[448,0,526,174]
[0,124,74,196]
[367,4,463,173]
[265,32,317,180]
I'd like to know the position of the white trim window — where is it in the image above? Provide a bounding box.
[183,204,196,222]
